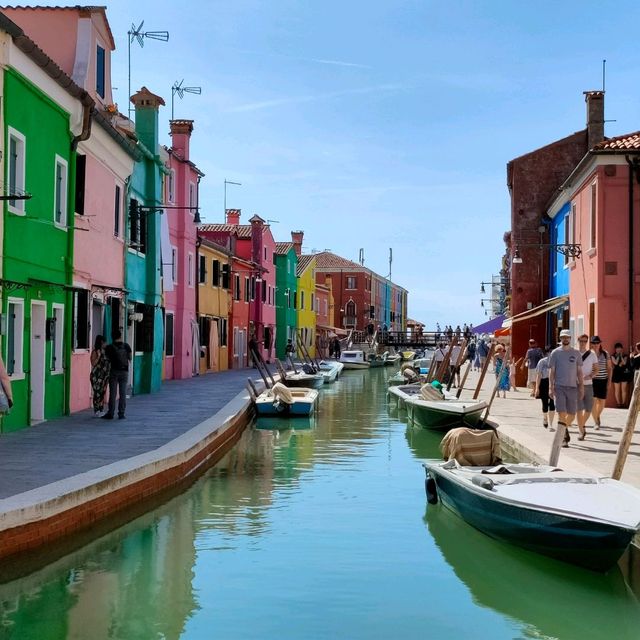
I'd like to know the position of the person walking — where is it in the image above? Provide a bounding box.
[90,335,110,417]
[576,334,598,440]
[0,353,13,415]
[631,342,640,378]
[332,337,341,360]
[534,348,556,430]
[611,342,630,407]
[590,336,610,429]
[477,339,489,370]
[524,338,544,397]
[549,329,584,447]
[102,330,132,420]
[494,345,510,399]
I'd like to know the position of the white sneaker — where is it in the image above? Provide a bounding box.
[94,410,103,418]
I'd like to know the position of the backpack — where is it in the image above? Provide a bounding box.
[111,342,130,371]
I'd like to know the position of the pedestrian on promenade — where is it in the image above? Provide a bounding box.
[331,337,341,360]
[524,338,544,397]
[455,325,461,338]
[0,353,13,414]
[285,339,295,357]
[466,340,476,365]
[494,344,510,399]
[103,330,132,420]
[90,334,110,417]
[534,348,555,430]
[510,357,523,391]
[435,323,441,341]
[446,325,453,341]
[549,329,584,447]
[248,333,260,368]
[449,343,462,387]
[611,342,630,407]
[590,336,610,429]
[477,339,489,370]
[631,342,640,375]
[576,334,598,440]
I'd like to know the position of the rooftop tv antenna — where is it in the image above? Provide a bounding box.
[359,248,365,265]
[128,20,169,120]
[171,79,202,120]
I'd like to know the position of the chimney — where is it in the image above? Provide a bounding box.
[130,86,165,151]
[249,214,265,265]
[226,209,241,225]
[169,119,194,161]
[291,230,304,257]
[584,90,605,150]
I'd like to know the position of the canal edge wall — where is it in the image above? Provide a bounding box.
[0,389,255,563]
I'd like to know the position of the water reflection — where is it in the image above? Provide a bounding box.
[425,504,640,639]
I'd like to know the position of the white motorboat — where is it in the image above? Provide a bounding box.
[318,360,344,383]
[252,382,319,416]
[339,350,370,369]
[424,459,640,572]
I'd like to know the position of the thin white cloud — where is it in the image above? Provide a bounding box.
[230,47,372,70]
[227,83,409,113]
[309,58,371,69]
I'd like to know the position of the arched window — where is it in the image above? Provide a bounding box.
[345,300,356,327]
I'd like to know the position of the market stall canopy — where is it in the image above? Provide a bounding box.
[472,314,506,335]
[501,296,569,329]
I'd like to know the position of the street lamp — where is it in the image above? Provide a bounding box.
[512,243,582,265]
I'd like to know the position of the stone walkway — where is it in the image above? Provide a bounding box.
[0,368,259,499]
[462,368,640,486]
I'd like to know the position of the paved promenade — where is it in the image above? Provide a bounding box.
[0,368,258,499]
[465,368,640,487]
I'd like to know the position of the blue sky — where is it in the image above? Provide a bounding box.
[32,1,640,326]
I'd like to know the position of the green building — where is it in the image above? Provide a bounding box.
[1,22,91,431]
[126,87,167,394]
[274,242,298,359]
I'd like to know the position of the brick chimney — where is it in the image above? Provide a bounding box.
[584,90,605,150]
[169,119,194,161]
[291,230,304,257]
[249,214,265,265]
[226,209,241,225]
[131,86,165,151]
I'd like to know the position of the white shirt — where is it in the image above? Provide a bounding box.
[579,349,598,386]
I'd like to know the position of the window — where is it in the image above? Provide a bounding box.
[564,213,570,266]
[134,303,154,352]
[311,293,315,312]
[261,281,267,303]
[165,312,174,356]
[189,182,197,213]
[221,263,230,289]
[244,277,250,302]
[219,318,228,346]
[96,44,105,98]
[264,247,267,260]
[589,301,596,337]
[212,260,220,287]
[199,255,207,284]
[272,252,276,265]
[188,253,194,286]
[570,204,576,245]
[346,276,356,289]
[129,198,146,253]
[234,274,241,301]
[293,291,297,309]
[75,154,86,215]
[73,289,89,350]
[114,185,121,237]
[7,127,26,214]
[168,169,175,203]
[171,247,178,282]
[6,298,24,377]
[300,291,305,310]
[590,182,597,250]
[286,288,291,308]
[51,304,64,373]
[53,156,68,227]
[250,277,256,301]
[199,316,210,347]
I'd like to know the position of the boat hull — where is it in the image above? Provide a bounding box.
[284,376,325,389]
[407,402,485,430]
[341,362,370,370]
[426,466,636,572]
[255,400,315,416]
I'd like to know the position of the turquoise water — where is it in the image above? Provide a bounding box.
[1,368,640,639]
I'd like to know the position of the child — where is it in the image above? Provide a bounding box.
[509,357,523,392]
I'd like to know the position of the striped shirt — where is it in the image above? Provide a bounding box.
[594,351,609,379]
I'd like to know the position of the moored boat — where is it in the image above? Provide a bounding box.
[406,393,487,430]
[401,350,416,361]
[281,371,324,389]
[339,350,370,369]
[253,382,319,416]
[318,360,344,383]
[423,459,640,572]
[384,352,402,366]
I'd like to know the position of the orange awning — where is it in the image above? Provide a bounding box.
[317,324,349,336]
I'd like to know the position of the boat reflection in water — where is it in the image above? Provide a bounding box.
[425,504,640,640]
[255,416,315,431]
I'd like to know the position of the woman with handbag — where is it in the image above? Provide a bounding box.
[0,353,13,414]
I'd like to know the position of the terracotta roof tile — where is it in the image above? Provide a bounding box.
[274,242,294,255]
[313,251,365,271]
[593,131,640,152]
[296,254,315,276]
[198,224,252,238]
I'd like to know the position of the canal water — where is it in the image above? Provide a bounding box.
[1,368,640,639]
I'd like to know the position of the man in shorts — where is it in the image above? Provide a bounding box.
[576,334,598,441]
[549,329,584,447]
[524,338,544,396]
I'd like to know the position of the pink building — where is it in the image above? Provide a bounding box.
[5,6,139,411]
[547,131,640,370]
[162,120,203,379]
[199,210,277,363]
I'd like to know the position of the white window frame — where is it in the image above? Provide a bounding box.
[576,315,585,342]
[51,303,64,374]
[7,127,26,216]
[589,181,597,251]
[53,155,68,229]
[189,181,197,215]
[188,252,194,287]
[6,297,25,379]
[569,317,576,340]
[168,169,176,204]
[172,246,178,283]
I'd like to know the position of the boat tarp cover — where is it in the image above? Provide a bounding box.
[441,427,501,466]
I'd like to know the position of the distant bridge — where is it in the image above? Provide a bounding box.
[346,330,468,349]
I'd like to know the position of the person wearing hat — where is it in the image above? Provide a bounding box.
[549,329,584,447]
[576,334,598,440]
[523,338,544,397]
[590,336,611,429]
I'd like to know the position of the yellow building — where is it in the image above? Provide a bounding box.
[296,254,317,357]
[197,239,231,373]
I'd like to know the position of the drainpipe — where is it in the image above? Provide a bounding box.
[71,94,94,151]
[626,156,640,347]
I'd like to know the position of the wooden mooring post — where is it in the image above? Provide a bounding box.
[611,372,640,479]
[473,343,496,400]
[456,360,473,399]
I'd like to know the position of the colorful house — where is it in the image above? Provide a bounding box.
[127,87,167,395]
[296,250,317,357]
[0,15,87,430]
[315,281,331,357]
[161,119,203,380]
[197,238,231,373]
[274,241,298,359]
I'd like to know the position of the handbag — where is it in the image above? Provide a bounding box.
[0,384,10,414]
